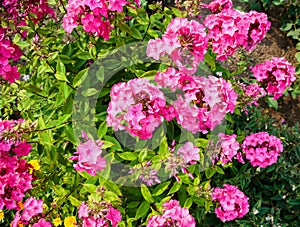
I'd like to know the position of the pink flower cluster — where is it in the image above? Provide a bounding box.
[203,6,270,60]
[63,0,140,39]
[155,68,237,133]
[147,200,196,227]
[202,0,233,13]
[107,78,176,140]
[147,18,208,73]
[242,83,266,107]
[70,133,106,176]
[212,184,249,222]
[212,133,244,165]
[2,0,55,25]
[129,161,161,186]
[1,0,54,83]
[0,120,33,210]
[0,36,22,83]
[242,132,283,168]
[251,57,296,99]
[165,141,200,181]
[78,201,122,227]
[11,197,49,227]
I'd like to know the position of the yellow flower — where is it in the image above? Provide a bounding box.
[28,160,41,174]
[53,217,62,227]
[0,210,4,221]
[64,216,76,227]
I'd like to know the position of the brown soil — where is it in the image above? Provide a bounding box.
[250,15,300,127]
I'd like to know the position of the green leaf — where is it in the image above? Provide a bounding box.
[194,138,209,149]
[183,197,193,209]
[56,59,66,74]
[102,179,122,196]
[140,70,157,80]
[96,66,105,83]
[131,28,143,40]
[205,167,217,179]
[138,148,148,162]
[74,51,93,60]
[280,22,294,32]
[141,184,154,203]
[97,121,108,139]
[81,88,99,97]
[117,152,138,161]
[135,201,150,219]
[54,185,67,197]
[216,166,225,174]
[152,181,171,196]
[168,181,182,195]
[204,52,216,71]
[267,97,278,110]
[55,72,69,82]
[118,22,132,34]
[295,52,300,62]
[69,196,82,207]
[83,184,97,193]
[73,68,88,87]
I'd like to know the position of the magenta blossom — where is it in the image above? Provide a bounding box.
[147,200,196,227]
[78,201,122,227]
[251,57,296,100]
[202,0,233,13]
[242,132,283,168]
[32,218,52,227]
[212,184,249,222]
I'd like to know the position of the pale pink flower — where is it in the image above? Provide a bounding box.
[107,78,174,140]
[21,197,43,221]
[147,18,208,73]
[70,137,106,176]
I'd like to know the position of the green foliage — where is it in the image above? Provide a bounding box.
[1,0,299,226]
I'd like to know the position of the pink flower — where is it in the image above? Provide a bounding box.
[212,184,249,222]
[32,218,52,227]
[78,202,90,218]
[147,18,208,73]
[177,142,200,164]
[204,9,270,60]
[156,70,237,133]
[242,132,283,168]
[147,200,196,227]
[105,206,122,227]
[78,200,122,227]
[107,78,172,140]
[165,142,199,180]
[62,14,78,33]
[202,0,233,13]
[251,57,296,100]
[108,0,128,12]
[212,133,242,165]
[70,137,106,176]
[21,197,43,221]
